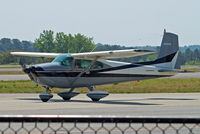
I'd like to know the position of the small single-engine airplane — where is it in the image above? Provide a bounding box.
[11,30,179,102]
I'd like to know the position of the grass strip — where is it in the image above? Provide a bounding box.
[0,71,25,75]
[0,78,200,93]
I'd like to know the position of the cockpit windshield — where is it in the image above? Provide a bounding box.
[52,54,73,68]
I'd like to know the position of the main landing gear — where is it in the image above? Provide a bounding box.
[87,86,109,101]
[57,86,109,102]
[87,91,109,101]
[57,89,80,100]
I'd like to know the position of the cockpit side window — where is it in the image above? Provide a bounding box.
[61,57,73,67]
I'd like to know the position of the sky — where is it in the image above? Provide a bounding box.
[0,0,199,46]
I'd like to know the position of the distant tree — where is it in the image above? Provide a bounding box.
[34,30,95,53]
[0,53,2,63]
[72,33,95,53]
[0,38,34,53]
[12,39,23,50]
[54,32,67,53]
[0,38,12,52]
[34,30,55,52]
[185,48,193,62]
[21,41,34,51]
[193,49,200,62]
[0,51,18,64]
[175,52,184,69]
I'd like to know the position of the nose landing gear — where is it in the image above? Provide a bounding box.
[39,87,53,102]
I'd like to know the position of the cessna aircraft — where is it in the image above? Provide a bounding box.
[11,30,179,102]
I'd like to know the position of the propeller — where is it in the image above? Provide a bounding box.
[19,59,26,69]
[18,58,37,82]
[19,58,30,73]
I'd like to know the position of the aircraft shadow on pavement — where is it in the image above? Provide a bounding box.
[18,97,196,105]
[18,98,160,106]
[52,99,161,106]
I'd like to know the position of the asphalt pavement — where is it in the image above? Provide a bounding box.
[0,93,200,117]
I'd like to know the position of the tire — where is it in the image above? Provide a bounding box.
[63,97,71,101]
[41,99,49,102]
[92,99,100,102]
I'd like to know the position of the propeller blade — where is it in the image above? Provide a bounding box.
[19,59,26,69]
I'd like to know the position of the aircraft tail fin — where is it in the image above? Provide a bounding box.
[155,30,179,69]
[158,30,179,59]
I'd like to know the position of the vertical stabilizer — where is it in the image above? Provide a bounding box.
[158,31,179,59]
[155,30,179,69]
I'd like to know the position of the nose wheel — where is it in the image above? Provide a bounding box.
[39,87,53,102]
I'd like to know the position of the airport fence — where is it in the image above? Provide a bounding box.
[0,115,200,134]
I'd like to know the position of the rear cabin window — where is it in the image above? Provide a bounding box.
[75,59,103,70]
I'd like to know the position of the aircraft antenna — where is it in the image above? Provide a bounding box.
[78,47,84,53]
[90,46,97,52]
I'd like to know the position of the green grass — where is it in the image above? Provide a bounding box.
[0,67,21,69]
[0,78,200,93]
[181,68,200,72]
[0,64,21,68]
[0,71,24,75]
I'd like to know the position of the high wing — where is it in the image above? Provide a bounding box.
[10,52,61,58]
[71,49,155,60]
[10,49,155,60]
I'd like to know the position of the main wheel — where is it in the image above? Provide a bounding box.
[87,91,109,102]
[39,93,53,102]
[41,99,49,102]
[62,97,71,101]
[57,89,80,101]
[92,99,100,102]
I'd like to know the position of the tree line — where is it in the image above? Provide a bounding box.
[0,30,200,68]
[0,30,96,64]
[34,30,95,53]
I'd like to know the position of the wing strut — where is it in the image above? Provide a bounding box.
[68,56,98,93]
[57,56,110,102]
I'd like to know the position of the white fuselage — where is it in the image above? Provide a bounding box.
[30,59,177,88]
